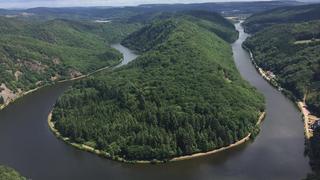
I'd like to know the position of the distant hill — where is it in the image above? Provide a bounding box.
[243,3,320,33]
[0,1,302,21]
[123,10,238,52]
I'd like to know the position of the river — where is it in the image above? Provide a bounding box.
[112,43,138,68]
[0,24,311,180]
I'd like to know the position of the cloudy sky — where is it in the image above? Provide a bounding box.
[0,0,271,9]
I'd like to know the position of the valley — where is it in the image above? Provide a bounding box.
[0,1,318,179]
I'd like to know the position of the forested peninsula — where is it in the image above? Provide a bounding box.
[51,12,265,162]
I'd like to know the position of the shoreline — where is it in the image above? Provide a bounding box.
[297,102,312,139]
[0,84,51,111]
[0,44,126,111]
[0,64,115,111]
[242,45,281,90]
[48,111,265,164]
[47,111,157,164]
[243,44,319,140]
[171,112,266,162]
[297,101,319,139]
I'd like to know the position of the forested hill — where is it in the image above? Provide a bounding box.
[243,4,320,33]
[123,11,238,51]
[0,1,300,20]
[52,13,265,162]
[0,17,140,105]
[244,21,320,115]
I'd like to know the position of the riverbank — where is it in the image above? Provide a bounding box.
[297,101,320,139]
[0,84,51,111]
[48,111,157,164]
[0,63,118,111]
[171,112,265,162]
[242,45,282,90]
[48,111,265,164]
[0,78,84,112]
[0,44,127,112]
[298,102,312,139]
[243,41,319,140]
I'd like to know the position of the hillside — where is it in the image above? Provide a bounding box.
[243,4,320,33]
[244,21,320,115]
[0,17,140,106]
[123,11,238,51]
[52,13,265,162]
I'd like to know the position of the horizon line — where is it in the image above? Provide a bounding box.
[0,0,299,10]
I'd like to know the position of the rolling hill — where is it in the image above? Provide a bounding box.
[243,3,320,33]
[0,1,301,21]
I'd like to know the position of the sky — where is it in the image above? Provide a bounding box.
[0,0,273,9]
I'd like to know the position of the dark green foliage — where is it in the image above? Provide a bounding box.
[0,96,4,105]
[122,11,238,52]
[244,21,320,115]
[53,14,264,161]
[181,11,238,43]
[122,19,178,52]
[0,17,139,92]
[305,127,320,180]
[243,4,320,33]
[0,166,26,180]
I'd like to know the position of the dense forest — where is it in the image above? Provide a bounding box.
[123,11,239,49]
[52,12,265,162]
[305,127,320,180]
[244,21,320,115]
[0,166,26,180]
[0,17,140,104]
[243,4,320,33]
